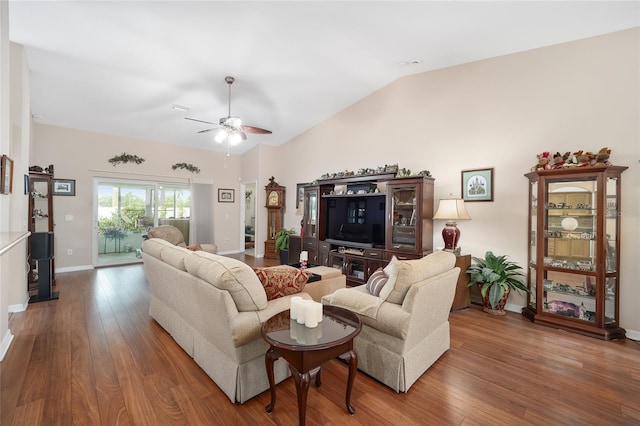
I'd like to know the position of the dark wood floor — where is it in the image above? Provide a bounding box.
[2,255,640,425]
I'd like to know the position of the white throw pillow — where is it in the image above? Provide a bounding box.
[378,256,399,301]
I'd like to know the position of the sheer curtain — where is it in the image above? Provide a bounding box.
[190,180,215,245]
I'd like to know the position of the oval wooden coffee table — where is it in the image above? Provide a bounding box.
[261,305,362,426]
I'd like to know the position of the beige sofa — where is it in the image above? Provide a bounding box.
[141,238,343,403]
[322,251,460,393]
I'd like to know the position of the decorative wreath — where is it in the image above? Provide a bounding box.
[108,153,145,166]
[171,163,201,173]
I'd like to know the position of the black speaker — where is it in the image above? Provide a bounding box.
[31,232,54,260]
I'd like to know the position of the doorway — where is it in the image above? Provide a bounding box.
[94,178,191,266]
[241,181,257,256]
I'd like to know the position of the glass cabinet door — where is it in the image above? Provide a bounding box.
[542,178,598,323]
[31,178,52,232]
[389,186,417,250]
[604,176,619,324]
[528,179,537,310]
[303,188,318,238]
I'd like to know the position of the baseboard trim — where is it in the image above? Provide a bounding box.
[0,329,14,362]
[217,249,243,255]
[625,329,640,341]
[8,295,29,313]
[56,265,94,273]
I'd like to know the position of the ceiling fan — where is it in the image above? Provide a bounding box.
[185,76,272,148]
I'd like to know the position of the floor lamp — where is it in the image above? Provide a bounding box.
[433,198,471,252]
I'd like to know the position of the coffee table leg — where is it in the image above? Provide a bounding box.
[292,367,311,426]
[315,367,321,387]
[265,347,279,413]
[344,349,358,415]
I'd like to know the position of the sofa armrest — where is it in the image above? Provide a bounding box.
[321,285,384,319]
[401,267,459,348]
[360,302,411,340]
[230,293,313,347]
[256,293,313,323]
[199,243,217,254]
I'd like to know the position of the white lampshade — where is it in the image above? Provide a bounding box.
[433,199,471,221]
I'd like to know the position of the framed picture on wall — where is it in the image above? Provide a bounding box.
[461,168,494,202]
[0,155,14,195]
[218,188,235,203]
[52,178,76,196]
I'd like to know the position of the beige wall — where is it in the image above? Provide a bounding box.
[31,124,243,267]
[26,28,639,335]
[276,28,640,333]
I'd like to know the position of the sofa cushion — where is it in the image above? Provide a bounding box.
[378,256,399,301]
[385,251,457,304]
[142,237,174,259]
[253,266,310,301]
[159,243,190,271]
[185,251,268,311]
[365,268,388,297]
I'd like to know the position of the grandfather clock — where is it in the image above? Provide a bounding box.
[264,176,285,259]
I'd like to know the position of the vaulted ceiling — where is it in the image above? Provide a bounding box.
[9,1,639,154]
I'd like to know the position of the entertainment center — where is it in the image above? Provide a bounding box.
[301,172,434,287]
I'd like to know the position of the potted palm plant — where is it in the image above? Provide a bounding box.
[275,228,296,265]
[466,251,529,316]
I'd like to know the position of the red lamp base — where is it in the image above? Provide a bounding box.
[442,221,460,251]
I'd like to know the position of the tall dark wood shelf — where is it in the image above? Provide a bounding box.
[28,171,57,302]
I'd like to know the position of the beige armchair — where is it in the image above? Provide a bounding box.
[146,225,217,254]
[321,251,460,392]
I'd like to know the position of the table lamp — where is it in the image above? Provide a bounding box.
[433,198,471,252]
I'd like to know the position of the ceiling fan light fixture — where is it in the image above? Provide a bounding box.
[226,116,242,129]
[228,131,243,146]
[214,129,227,143]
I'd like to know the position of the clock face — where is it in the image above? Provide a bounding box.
[268,190,279,206]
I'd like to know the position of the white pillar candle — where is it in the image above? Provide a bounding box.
[296,300,311,324]
[304,301,318,328]
[315,302,323,323]
[300,251,308,262]
[290,296,303,320]
[290,319,298,340]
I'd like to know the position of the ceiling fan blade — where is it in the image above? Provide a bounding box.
[197,128,219,134]
[242,125,272,134]
[185,117,217,125]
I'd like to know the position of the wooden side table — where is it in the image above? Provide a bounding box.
[262,306,362,426]
[450,254,471,311]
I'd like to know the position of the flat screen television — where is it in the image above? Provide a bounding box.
[324,194,386,248]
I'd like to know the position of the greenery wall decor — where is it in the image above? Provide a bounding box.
[108,153,145,166]
[171,163,201,173]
